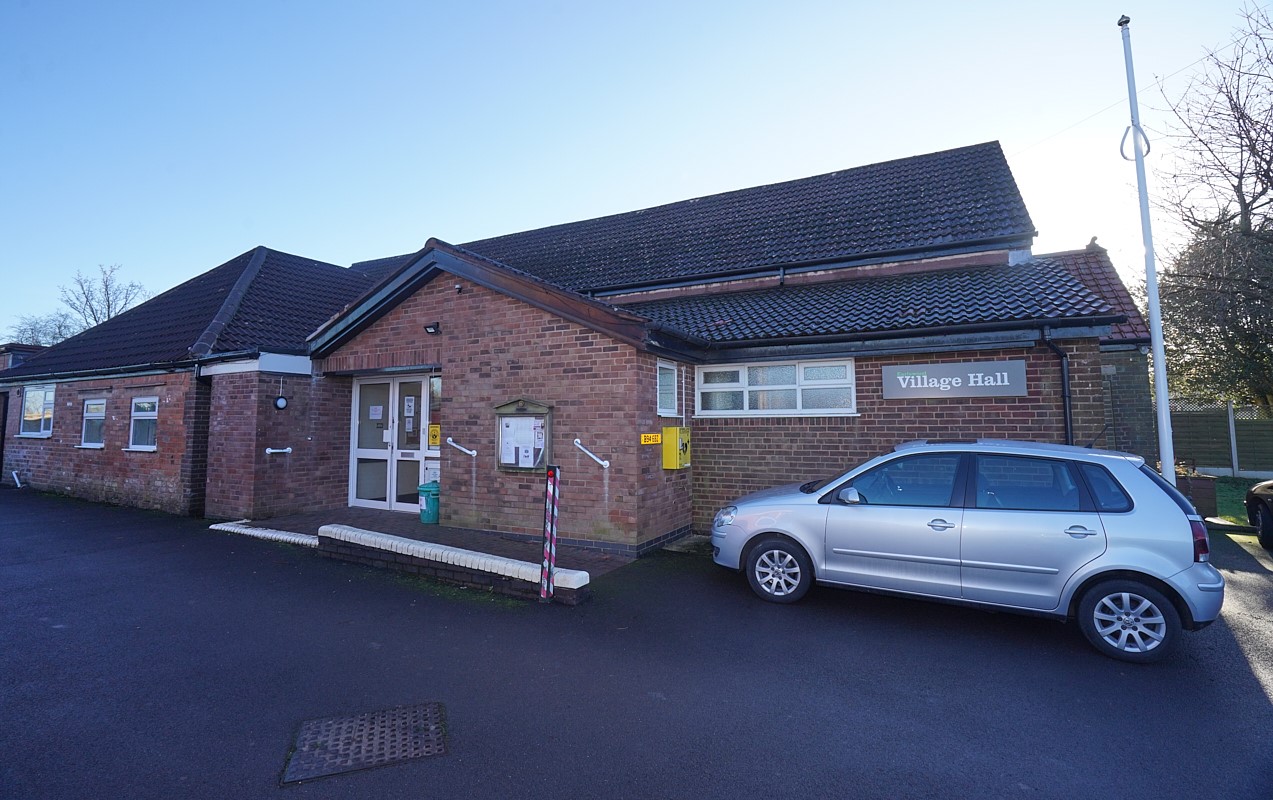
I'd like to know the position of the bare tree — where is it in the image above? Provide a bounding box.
[59,264,148,328]
[1160,4,1273,238]
[1158,3,1273,407]
[6,264,148,346]
[8,311,82,347]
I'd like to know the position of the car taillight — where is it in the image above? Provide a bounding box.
[1191,519,1211,563]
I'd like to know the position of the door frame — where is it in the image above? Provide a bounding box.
[348,375,437,512]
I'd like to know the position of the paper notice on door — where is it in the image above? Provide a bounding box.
[405,417,414,433]
[404,397,416,418]
[369,405,384,421]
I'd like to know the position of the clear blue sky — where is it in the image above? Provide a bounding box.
[0,1,1252,337]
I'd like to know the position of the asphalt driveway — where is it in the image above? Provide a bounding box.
[2,486,1271,799]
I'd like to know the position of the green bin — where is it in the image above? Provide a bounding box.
[418,481,440,524]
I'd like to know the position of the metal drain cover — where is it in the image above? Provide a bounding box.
[282,702,447,784]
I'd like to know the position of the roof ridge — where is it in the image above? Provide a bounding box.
[463,142,1008,252]
[190,246,269,358]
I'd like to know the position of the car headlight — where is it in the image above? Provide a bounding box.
[713,506,737,528]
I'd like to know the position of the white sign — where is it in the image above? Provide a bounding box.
[369,405,384,421]
[404,397,416,418]
[881,361,1027,399]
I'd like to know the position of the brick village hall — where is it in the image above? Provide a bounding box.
[0,142,1153,555]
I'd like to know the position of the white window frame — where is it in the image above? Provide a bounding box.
[18,384,55,437]
[695,359,857,417]
[127,396,159,452]
[657,360,679,417]
[80,399,107,448]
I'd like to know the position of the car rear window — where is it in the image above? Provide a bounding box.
[1078,463,1133,512]
[1138,464,1198,516]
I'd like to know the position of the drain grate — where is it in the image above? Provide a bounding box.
[282,702,447,784]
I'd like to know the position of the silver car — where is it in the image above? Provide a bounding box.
[711,440,1225,663]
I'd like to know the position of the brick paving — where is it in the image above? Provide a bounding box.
[239,507,635,577]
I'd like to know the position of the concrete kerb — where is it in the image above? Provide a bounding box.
[317,524,590,590]
[208,519,591,602]
[209,520,319,548]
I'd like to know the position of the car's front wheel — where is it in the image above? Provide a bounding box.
[1255,502,1273,551]
[745,538,813,603]
[1078,580,1181,663]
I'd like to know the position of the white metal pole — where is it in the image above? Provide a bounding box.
[1118,15,1177,485]
[1228,400,1239,475]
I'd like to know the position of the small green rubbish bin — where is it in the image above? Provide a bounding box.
[418,481,440,524]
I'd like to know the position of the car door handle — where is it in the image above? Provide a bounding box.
[1065,525,1098,537]
[928,519,956,531]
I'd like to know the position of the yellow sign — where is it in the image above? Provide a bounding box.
[428,424,441,447]
[641,433,662,445]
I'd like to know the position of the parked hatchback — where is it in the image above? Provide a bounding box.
[712,440,1225,663]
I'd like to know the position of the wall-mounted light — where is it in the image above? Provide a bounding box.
[274,396,288,410]
[424,322,442,336]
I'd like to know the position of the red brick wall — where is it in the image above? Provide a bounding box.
[690,340,1105,532]
[204,372,351,519]
[1,372,203,513]
[318,276,693,547]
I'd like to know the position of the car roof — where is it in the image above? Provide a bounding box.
[892,438,1145,466]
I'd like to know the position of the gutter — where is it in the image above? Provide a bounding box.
[1042,326,1074,445]
[698,314,1124,352]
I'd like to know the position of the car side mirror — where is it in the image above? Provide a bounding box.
[838,487,863,505]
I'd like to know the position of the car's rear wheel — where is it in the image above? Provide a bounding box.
[1256,503,1273,551]
[746,538,813,604]
[1078,580,1180,663]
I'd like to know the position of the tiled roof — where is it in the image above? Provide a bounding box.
[0,247,375,380]
[358,141,1035,293]
[1052,244,1150,343]
[621,257,1115,344]
[351,253,413,284]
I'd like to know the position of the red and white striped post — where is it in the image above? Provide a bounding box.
[540,465,560,602]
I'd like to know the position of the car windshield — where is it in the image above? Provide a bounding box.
[799,447,893,493]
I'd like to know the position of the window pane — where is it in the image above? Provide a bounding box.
[701,391,743,411]
[975,456,1080,511]
[132,399,157,414]
[658,364,677,412]
[850,454,961,507]
[801,387,854,410]
[747,365,796,386]
[85,400,106,416]
[748,389,797,409]
[701,369,740,385]
[803,364,847,381]
[83,418,105,445]
[131,418,157,448]
[1080,463,1133,512]
[21,390,45,434]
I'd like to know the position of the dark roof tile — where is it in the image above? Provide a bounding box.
[1050,245,1149,343]
[1,248,375,380]
[623,257,1114,344]
[362,141,1035,293]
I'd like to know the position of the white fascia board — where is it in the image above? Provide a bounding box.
[201,353,312,376]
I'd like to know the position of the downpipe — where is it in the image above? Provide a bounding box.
[1042,327,1074,446]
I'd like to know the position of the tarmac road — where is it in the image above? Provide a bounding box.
[2,486,1271,799]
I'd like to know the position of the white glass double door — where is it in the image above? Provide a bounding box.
[350,377,437,512]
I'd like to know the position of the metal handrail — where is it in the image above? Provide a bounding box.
[446,437,477,457]
[573,438,610,469]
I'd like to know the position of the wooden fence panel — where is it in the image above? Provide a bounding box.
[1171,410,1231,468]
[1236,419,1273,471]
